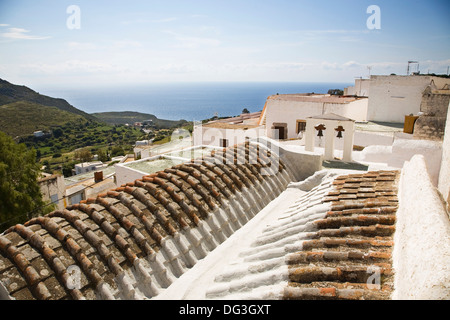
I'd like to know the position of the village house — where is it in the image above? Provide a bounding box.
[33,131,45,138]
[344,77,371,97]
[133,140,152,160]
[64,170,116,207]
[259,94,368,140]
[73,161,106,175]
[37,173,66,211]
[345,74,450,123]
[193,111,265,147]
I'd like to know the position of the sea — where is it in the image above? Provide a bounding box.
[39,82,352,121]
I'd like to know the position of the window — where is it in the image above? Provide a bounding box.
[296,120,306,133]
[70,193,83,205]
[220,139,229,148]
[50,194,58,205]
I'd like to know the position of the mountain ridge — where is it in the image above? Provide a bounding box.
[0,78,97,121]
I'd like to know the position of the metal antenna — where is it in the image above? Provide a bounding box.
[367,66,372,78]
[407,61,419,75]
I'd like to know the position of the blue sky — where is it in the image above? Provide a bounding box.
[0,0,449,89]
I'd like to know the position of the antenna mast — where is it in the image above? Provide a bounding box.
[367,66,373,78]
[407,61,419,75]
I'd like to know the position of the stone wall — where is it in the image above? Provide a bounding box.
[420,87,450,115]
[413,115,447,141]
[413,85,450,141]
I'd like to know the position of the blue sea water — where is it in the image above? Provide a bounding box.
[40,82,351,121]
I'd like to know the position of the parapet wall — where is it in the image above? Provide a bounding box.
[438,102,450,210]
[393,154,450,299]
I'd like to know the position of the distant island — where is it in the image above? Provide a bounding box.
[92,111,187,129]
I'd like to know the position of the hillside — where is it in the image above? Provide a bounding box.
[0,101,86,137]
[0,78,96,121]
[92,111,188,129]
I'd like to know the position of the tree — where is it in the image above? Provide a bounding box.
[53,127,63,138]
[242,108,250,114]
[74,147,93,163]
[111,146,125,157]
[0,131,46,232]
[97,149,110,162]
[327,89,344,96]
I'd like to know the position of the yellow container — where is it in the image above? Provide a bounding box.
[404,115,419,134]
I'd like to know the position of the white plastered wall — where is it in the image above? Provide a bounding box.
[193,125,265,147]
[367,75,434,123]
[265,99,367,140]
[393,154,450,299]
[438,102,450,206]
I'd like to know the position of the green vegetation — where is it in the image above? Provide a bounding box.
[18,119,147,175]
[0,78,192,177]
[0,101,85,138]
[0,131,51,232]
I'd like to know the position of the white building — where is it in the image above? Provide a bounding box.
[345,75,450,123]
[260,94,368,140]
[193,112,265,147]
[65,172,116,206]
[74,161,105,175]
[33,131,44,138]
[344,78,371,96]
[134,140,152,160]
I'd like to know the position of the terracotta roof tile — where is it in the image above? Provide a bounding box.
[202,170,399,300]
[282,171,399,300]
[0,142,293,300]
[0,139,401,300]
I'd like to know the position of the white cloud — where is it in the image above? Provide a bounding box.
[190,14,208,19]
[152,17,177,23]
[121,17,177,25]
[321,61,342,70]
[20,60,121,75]
[112,40,143,49]
[164,30,221,49]
[1,27,50,40]
[298,29,370,36]
[343,61,363,68]
[67,41,98,50]
[0,24,10,27]
[419,59,450,74]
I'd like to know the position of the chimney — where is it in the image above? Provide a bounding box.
[94,171,103,183]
